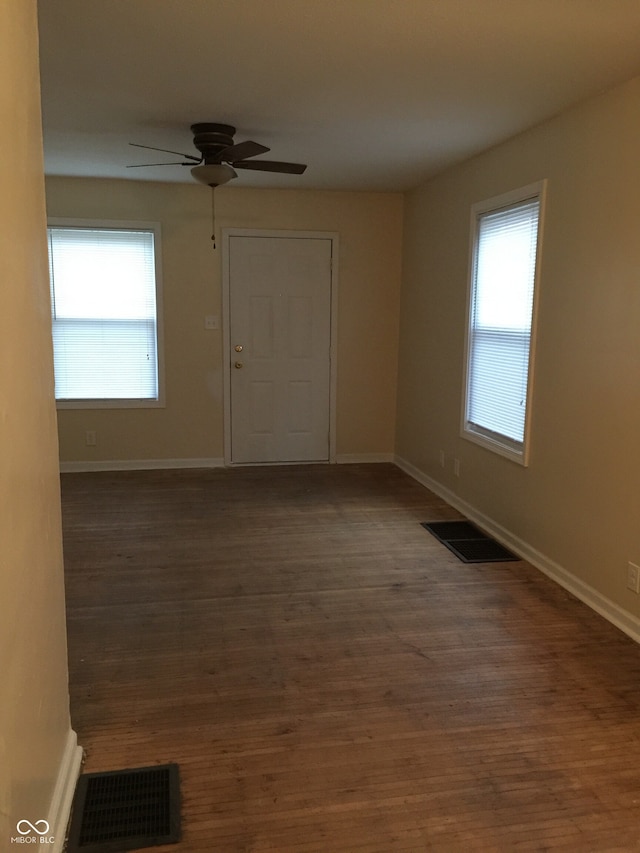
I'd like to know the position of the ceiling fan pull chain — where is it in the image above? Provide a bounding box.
[211,187,216,250]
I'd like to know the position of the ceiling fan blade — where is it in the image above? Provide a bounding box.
[233,159,307,175]
[129,142,201,162]
[219,140,270,162]
[126,161,196,168]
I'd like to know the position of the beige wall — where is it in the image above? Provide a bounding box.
[45,180,403,464]
[396,74,640,619]
[0,0,75,843]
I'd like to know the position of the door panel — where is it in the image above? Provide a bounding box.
[229,236,332,463]
[250,296,274,357]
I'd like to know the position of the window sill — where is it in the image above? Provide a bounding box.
[56,398,165,410]
[461,425,529,467]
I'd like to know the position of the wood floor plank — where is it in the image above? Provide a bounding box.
[60,464,640,851]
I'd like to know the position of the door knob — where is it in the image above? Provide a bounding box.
[234,361,244,369]
[234,345,243,352]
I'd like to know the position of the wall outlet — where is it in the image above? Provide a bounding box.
[205,315,219,330]
[85,430,97,447]
[627,562,640,594]
[454,458,461,477]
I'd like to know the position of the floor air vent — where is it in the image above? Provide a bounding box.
[422,520,518,563]
[66,764,180,853]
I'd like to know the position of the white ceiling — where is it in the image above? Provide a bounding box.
[37,0,640,192]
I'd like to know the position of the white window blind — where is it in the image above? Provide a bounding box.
[48,225,160,403]
[464,188,543,461]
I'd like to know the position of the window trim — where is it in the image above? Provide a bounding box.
[460,180,547,466]
[47,218,165,410]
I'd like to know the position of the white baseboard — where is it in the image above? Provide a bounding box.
[59,457,225,473]
[60,455,397,473]
[47,729,83,853]
[394,454,640,645]
[335,453,395,464]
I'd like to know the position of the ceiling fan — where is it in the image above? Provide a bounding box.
[128,123,307,186]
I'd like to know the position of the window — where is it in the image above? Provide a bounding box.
[47,220,163,407]
[462,181,546,464]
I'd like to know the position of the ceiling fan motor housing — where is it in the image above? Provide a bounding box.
[191,123,236,163]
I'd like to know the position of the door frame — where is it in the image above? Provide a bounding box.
[221,228,339,466]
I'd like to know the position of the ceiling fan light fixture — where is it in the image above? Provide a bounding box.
[190,163,237,187]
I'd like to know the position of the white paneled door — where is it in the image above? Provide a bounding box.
[228,235,333,463]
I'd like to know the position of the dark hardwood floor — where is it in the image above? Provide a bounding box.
[60,464,640,852]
